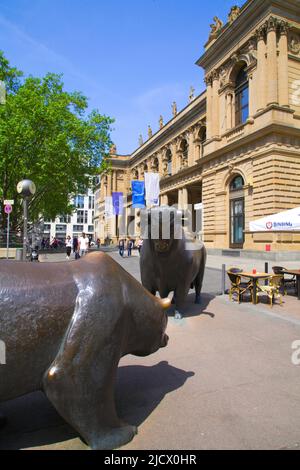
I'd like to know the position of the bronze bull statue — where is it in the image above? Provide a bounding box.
[140,206,207,319]
[0,252,170,449]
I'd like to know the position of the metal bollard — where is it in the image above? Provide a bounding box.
[265,262,269,285]
[222,264,226,295]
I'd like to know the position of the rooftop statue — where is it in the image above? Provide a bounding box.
[159,115,164,129]
[172,101,177,117]
[0,252,170,450]
[228,6,241,24]
[109,144,117,155]
[189,86,195,103]
[148,125,153,139]
[139,134,144,146]
[209,16,223,40]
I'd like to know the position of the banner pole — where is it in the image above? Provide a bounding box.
[6,212,10,259]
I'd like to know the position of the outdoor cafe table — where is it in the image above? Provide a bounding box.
[239,272,272,305]
[282,269,300,300]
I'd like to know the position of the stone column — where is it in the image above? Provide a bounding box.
[178,188,182,209]
[161,194,168,206]
[278,21,289,107]
[226,93,233,130]
[205,75,213,140]
[212,71,220,137]
[181,187,188,210]
[100,177,105,200]
[248,71,255,118]
[266,17,278,106]
[107,173,112,197]
[112,171,117,192]
[188,131,194,166]
[256,26,267,111]
[171,142,177,175]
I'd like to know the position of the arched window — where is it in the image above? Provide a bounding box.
[230,175,244,191]
[166,149,172,176]
[179,138,189,168]
[199,127,206,157]
[132,169,139,180]
[181,139,188,160]
[152,157,159,173]
[229,175,245,248]
[235,65,249,126]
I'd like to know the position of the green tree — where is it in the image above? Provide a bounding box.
[0,51,114,233]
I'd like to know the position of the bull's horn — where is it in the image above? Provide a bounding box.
[160,298,171,310]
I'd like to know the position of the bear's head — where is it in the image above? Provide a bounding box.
[128,293,170,357]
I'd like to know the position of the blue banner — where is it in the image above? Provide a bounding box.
[131,180,145,209]
[112,192,123,215]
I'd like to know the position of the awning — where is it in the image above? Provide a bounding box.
[249,207,300,232]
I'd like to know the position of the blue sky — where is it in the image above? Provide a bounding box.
[0,0,244,154]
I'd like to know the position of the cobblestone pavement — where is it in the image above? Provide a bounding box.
[1,250,300,450]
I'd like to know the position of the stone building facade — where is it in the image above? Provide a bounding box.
[94,0,300,255]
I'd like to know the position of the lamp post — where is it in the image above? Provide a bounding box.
[16,180,36,261]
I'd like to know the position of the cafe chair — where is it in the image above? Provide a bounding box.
[272,266,296,294]
[256,275,283,307]
[227,269,253,303]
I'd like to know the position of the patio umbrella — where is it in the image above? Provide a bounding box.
[249,206,300,232]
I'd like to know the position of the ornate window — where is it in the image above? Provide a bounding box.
[235,65,249,126]
[199,127,206,157]
[152,157,159,173]
[229,175,245,248]
[181,139,188,160]
[166,149,172,176]
[131,169,139,180]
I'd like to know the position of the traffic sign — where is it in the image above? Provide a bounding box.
[4,204,12,214]
[4,200,14,205]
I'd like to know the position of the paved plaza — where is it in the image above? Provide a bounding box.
[0,251,300,450]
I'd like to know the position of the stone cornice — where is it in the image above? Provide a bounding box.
[160,164,203,192]
[201,122,300,169]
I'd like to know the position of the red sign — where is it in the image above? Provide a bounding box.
[4,204,12,214]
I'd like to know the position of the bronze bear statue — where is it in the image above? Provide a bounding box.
[140,206,207,319]
[0,252,170,449]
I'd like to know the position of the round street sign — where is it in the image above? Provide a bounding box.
[4,204,12,214]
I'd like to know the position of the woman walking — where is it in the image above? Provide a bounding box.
[65,235,72,260]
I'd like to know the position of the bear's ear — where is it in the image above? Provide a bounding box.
[160,298,171,310]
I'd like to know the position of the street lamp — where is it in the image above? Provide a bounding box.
[16,179,36,261]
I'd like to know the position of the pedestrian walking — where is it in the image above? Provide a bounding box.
[127,239,133,257]
[73,236,78,253]
[65,235,72,260]
[119,238,125,257]
[78,232,89,257]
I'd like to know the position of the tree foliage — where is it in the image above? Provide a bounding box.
[0,51,114,231]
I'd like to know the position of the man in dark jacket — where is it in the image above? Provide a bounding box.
[119,239,125,257]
